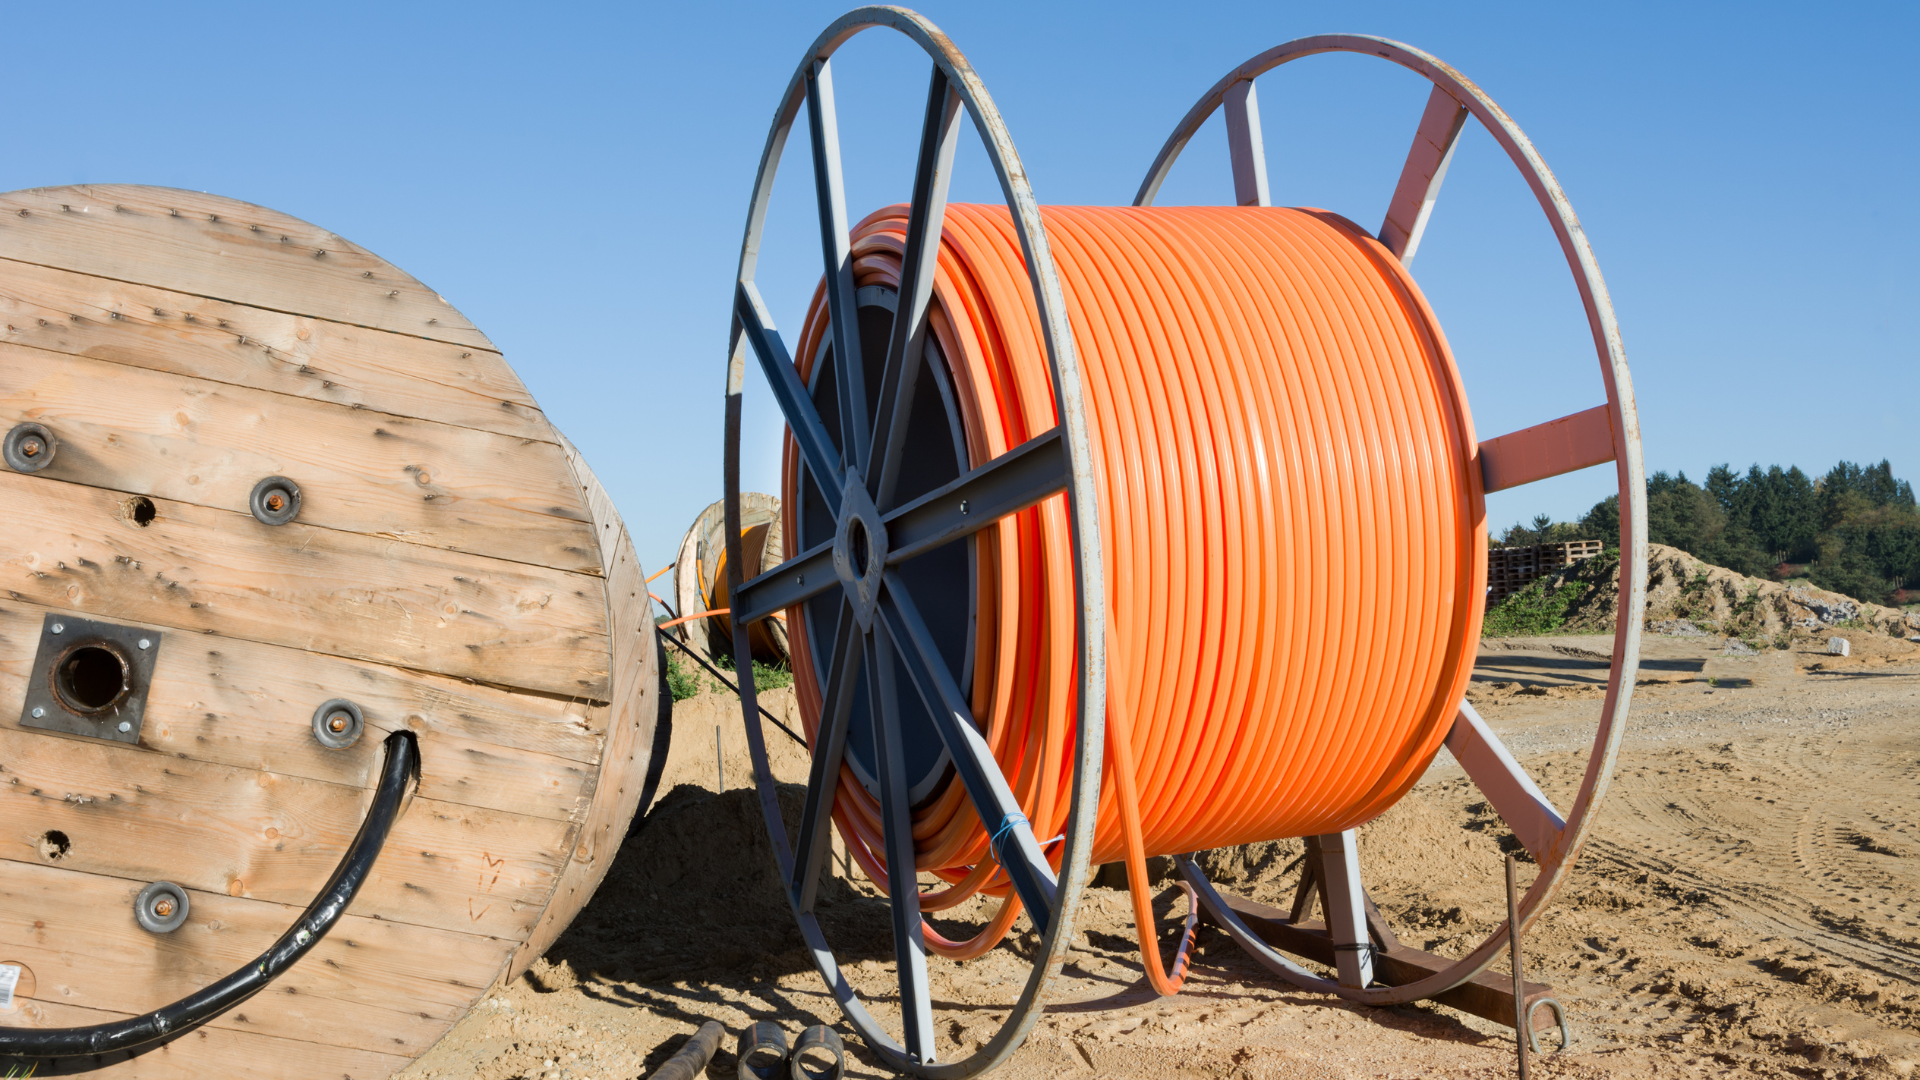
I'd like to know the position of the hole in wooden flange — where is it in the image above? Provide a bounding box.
[125,495,157,526]
[0,961,37,1011]
[36,831,70,861]
[56,644,129,712]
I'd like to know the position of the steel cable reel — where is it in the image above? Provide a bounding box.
[1139,35,1647,1009]
[723,9,1646,1076]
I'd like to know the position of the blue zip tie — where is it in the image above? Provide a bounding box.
[990,812,1029,863]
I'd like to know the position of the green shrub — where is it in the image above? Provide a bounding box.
[1483,578,1587,637]
[665,652,706,701]
[711,653,795,692]
[751,660,795,691]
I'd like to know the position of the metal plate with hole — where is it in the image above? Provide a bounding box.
[3,422,56,473]
[18,614,163,746]
[134,881,190,934]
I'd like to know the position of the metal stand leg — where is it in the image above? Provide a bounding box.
[1315,830,1373,988]
[1507,854,1530,1078]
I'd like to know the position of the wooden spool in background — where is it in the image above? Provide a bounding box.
[672,494,789,664]
[0,185,661,1077]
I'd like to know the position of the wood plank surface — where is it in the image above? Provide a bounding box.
[0,724,570,940]
[0,1000,410,1079]
[0,860,508,1059]
[0,342,600,574]
[0,472,610,700]
[507,435,662,978]
[0,186,491,352]
[0,601,598,820]
[0,256,546,440]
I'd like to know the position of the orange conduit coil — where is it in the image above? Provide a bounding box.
[706,523,788,663]
[782,203,1486,993]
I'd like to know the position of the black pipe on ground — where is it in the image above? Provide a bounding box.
[647,1020,727,1080]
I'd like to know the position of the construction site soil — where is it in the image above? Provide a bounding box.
[401,559,1920,1079]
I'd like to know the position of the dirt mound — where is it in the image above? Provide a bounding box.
[1548,544,1920,643]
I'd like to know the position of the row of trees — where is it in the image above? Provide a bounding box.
[1497,459,1920,606]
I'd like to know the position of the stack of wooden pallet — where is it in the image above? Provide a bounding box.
[1487,539,1604,605]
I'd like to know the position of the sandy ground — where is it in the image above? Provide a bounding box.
[399,628,1920,1080]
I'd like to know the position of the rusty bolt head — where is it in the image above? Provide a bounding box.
[311,698,363,749]
[135,881,189,933]
[4,422,56,473]
[249,476,301,526]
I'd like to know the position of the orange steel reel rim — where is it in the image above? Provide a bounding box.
[783,201,1486,987]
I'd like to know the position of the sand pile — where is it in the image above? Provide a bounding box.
[1549,543,1920,642]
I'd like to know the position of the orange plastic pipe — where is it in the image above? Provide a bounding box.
[781,203,1486,992]
[658,608,728,631]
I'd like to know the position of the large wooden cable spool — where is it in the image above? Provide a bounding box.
[0,185,662,1076]
[672,494,790,664]
[727,10,1644,1075]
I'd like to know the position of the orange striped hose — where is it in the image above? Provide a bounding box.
[781,203,1485,993]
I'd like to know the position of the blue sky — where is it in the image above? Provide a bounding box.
[4,2,1912,572]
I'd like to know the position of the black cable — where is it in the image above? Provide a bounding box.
[659,630,808,748]
[0,731,420,1060]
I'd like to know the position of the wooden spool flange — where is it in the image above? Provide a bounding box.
[672,494,789,664]
[0,185,661,1076]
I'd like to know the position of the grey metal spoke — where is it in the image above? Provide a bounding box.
[882,426,1068,565]
[734,538,835,626]
[868,63,964,506]
[789,599,866,913]
[732,365,1067,643]
[1378,83,1469,265]
[1223,78,1271,207]
[805,57,871,469]
[877,573,1058,933]
[867,626,936,1062]
[1447,703,1566,863]
[735,280,845,496]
